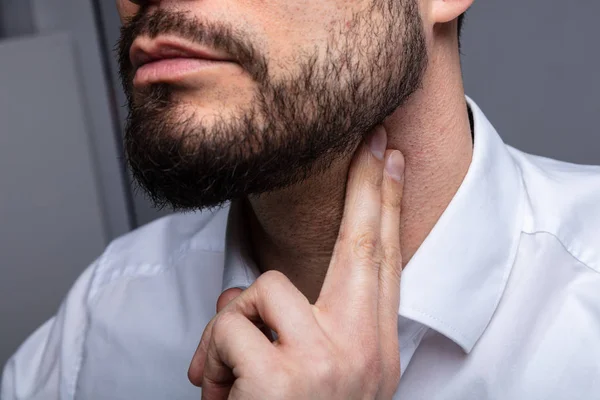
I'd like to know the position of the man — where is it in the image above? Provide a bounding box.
[3,0,600,398]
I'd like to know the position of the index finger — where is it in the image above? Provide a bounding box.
[316,125,387,320]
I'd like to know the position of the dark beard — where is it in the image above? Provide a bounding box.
[118,1,427,211]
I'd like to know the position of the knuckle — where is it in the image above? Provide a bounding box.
[384,244,402,263]
[212,311,238,339]
[364,165,384,190]
[382,190,402,210]
[303,348,343,394]
[382,247,403,276]
[271,368,295,395]
[257,270,290,289]
[380,263,403,293]
[252,270,290,303]
[352,232,380,263]
[312,352,339,384]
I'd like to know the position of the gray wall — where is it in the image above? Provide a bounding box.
[96,0,173,227]
[0,33,108,367]
[0,0,133,366]
[0,1,34,37]
[461,2,600,165]
[1,0,599,368]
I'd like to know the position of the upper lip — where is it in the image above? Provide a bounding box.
[130,36,235,69]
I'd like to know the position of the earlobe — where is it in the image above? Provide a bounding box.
[116,0,140,24]
[430,0,474,24]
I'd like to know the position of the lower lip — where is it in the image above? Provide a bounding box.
[133,58,235,86]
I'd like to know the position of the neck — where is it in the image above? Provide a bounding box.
[245,36,473,304]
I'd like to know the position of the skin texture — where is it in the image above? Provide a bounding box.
[192,131,406,399]
[116,0,474,397]
[117,1,426,210]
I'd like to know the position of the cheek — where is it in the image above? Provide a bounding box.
[116,0,139,23]
[256,4,349,68]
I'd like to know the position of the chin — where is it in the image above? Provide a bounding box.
[137,86,259,125]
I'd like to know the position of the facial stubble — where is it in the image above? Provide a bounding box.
[118,0,427,211]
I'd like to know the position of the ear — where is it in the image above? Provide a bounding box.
[430,0,474,24]
[116,0,140,24]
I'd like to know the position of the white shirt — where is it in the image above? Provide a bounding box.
[3,98,600,400]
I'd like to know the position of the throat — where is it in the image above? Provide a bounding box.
[241,99,474,305]
[244,158,351,304]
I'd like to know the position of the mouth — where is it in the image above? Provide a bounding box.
[130,36,239,86]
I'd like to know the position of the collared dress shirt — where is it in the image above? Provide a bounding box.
[3,98,600,400]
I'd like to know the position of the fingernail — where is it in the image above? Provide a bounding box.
[385,150,405,182]
[367,126,387,161]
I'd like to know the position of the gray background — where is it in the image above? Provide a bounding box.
[0,0,599,368]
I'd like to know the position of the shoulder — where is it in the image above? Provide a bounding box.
[101,206,230,264]
[87,205,230,301]
[2,208,230,400]
[509,147,600,272]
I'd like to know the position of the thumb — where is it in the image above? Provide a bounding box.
[216,288,243,313]
[216,287,275,342]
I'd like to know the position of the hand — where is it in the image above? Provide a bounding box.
[188,125,405,399]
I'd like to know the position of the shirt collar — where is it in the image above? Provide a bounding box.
[222,97,525,353]
[398,97,525,352]
[222,200,262,292]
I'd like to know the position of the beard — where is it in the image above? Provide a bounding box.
[118,0,427,211]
